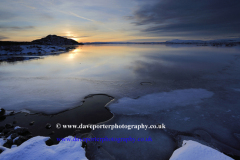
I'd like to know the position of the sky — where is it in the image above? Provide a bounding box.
[0,0,240,42]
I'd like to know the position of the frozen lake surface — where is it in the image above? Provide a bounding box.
[0,44,240,159]
[1,44,240,113]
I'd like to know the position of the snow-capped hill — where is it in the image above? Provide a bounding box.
[32,35,82,45]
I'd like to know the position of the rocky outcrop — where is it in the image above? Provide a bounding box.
[32,35,82,45]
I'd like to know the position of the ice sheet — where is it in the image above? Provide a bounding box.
[108,89,214,115]
[0,45,240,116]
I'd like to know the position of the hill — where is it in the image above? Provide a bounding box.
[32,35,83,45]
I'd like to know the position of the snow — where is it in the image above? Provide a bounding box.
[0,138,7,146]
[11,145,17,149]
[6,135,12,140]
[0,136,87,160]
[4,110,15,115]
[13,137,19,143]
[0,45,67,56]
[169,140,233,160]
[20,109,31,114]
[108,89,214,115]
[14,126,21,130]
[0,45,70,62]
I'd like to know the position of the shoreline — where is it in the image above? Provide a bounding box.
[0,45,77,63]
[1,92,239,159]
[0,94,114,145]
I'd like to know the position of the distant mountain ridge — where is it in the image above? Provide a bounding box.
[165,39,205,44]
[165,38,240,44]
[84,38,240,45]
[32,35,83,45]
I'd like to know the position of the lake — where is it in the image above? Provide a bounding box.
[1,44,240,159]
[1,44,239,114]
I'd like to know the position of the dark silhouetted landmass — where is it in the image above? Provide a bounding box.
[32,35,83,45]
[0,35,83,62]
[0,41,32,46]
[0,35,83,46]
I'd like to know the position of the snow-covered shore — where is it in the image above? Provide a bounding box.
[0,45,75,62]
[0,131,233,160]
[0,136,87,160]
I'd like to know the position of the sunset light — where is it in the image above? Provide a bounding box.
[0,1,240,160]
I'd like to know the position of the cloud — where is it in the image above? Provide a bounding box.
[0,26,35,31]
[15,1,36,9]
[21,4,36,9]
[0,11,16,20]
[0,35,9,40]
[69,12,95,22]
[63,36,90,38]
[69,11,116,31]
[78,36,90,38]
[130,0,240,38]
[40,13,54,20]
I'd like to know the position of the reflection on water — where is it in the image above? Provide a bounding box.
[1,45,238,80]
[0,45,240,113]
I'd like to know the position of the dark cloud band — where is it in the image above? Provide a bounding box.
[130,0,240,38]
[0,35,9,40]
[0,26,35,31]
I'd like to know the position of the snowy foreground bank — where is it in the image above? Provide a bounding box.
[0,45,75,62]
[0,135,233,160]
[0,136,87,160]
[170,140,233,160]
